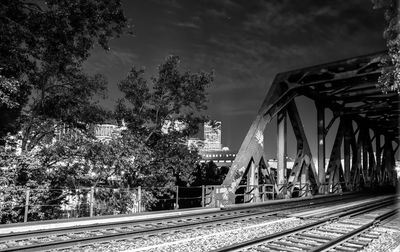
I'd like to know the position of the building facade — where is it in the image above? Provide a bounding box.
[203,121,222,151]
[199,150,236,167]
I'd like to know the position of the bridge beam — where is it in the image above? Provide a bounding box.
[245,159,259,203]
[277,109,287,196]
[316,103,326,185]
[286,101,319,196]
[343,117,352,188]
[383,135,396,186]
[375,131,382,183]
[326,119,346,192]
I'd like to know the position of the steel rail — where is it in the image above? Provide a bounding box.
[0,194,378,252]
[0,193,365,241]
[312,208,398,252]
[209,196,397,252]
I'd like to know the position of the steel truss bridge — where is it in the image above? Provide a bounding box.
[214,51,399,206]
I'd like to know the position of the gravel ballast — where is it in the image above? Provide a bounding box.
[361,227,400,252]
[55,217,400,252]
[56,217,310,252]
[123,217,310,252]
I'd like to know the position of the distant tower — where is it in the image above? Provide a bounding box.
[203,121,222,151]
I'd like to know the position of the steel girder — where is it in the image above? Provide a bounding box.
[220,51,399,205]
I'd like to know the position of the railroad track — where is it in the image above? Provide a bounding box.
[0,194,393,252]
[211,197,398,252]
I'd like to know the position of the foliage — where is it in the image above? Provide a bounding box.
[0,132,152,222]
[0,0,129,78]
[0,55,213,221]
[0,0,215,218]
[0,75,21,109]
[372,0,400,93]
[19,73,110,153]
[116,56,213,199]
[0,0,130,144]
[117,56,211,138]
[0,75,30,145]
[192,161,229,186]
[0,141,64,223]
[0,0,132,222]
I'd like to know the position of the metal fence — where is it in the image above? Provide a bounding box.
[0,182,360,223]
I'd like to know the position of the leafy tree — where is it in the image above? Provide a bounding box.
[372,0,400,93]
[0,76,28,145]
[20,73,109,152]
[192,161,229,186]
[0,0,131,145]
[0,0,131,221]
[0,126,155,221]
[0,138,61,223]
[116,56,213,197]
[0,76,21,109]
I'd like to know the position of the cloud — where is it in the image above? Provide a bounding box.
[241,0,382,48]
[84,48,138,74]
[206,9,229,19]
[242,2,339,35]
[149,0,183,9]
[206,0,242,10]
[173,21,201,29]
[109,50,139,66]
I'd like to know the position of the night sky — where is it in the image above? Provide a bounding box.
[83,0,387,158]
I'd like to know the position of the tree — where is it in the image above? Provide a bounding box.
[0,0,131,222]
[0,136,61,223]
[0,76,28,145]
[116,56,213,198]
[0,0,131,145]
[192,161,228,186]
[372,0,400,93]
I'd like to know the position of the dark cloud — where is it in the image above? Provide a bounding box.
[173,21,201,29]
[149,0,183,9]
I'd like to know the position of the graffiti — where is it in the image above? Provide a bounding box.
[255,130,263,148]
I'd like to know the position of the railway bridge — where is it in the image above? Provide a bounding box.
[211,51,399,206]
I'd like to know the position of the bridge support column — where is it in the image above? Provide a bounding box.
[375,131,382,183]
[277,110,287,197]
[383,135,396,186]
[316,103,326,187]
[245,159,259,203]
[344,118,352,189]
[362,128,369,186]
[326,119,345,193]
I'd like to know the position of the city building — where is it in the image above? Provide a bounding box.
[94,121,127,141]
[94,124,120,140]
[199,150,236,167]
[185,120,239,167]
[203,121,222,151]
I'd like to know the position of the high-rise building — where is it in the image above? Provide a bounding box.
[94,120,127,141]
[94,124,119,140]
[203,121,222,151]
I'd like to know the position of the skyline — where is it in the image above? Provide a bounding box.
[83,0,387,157]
